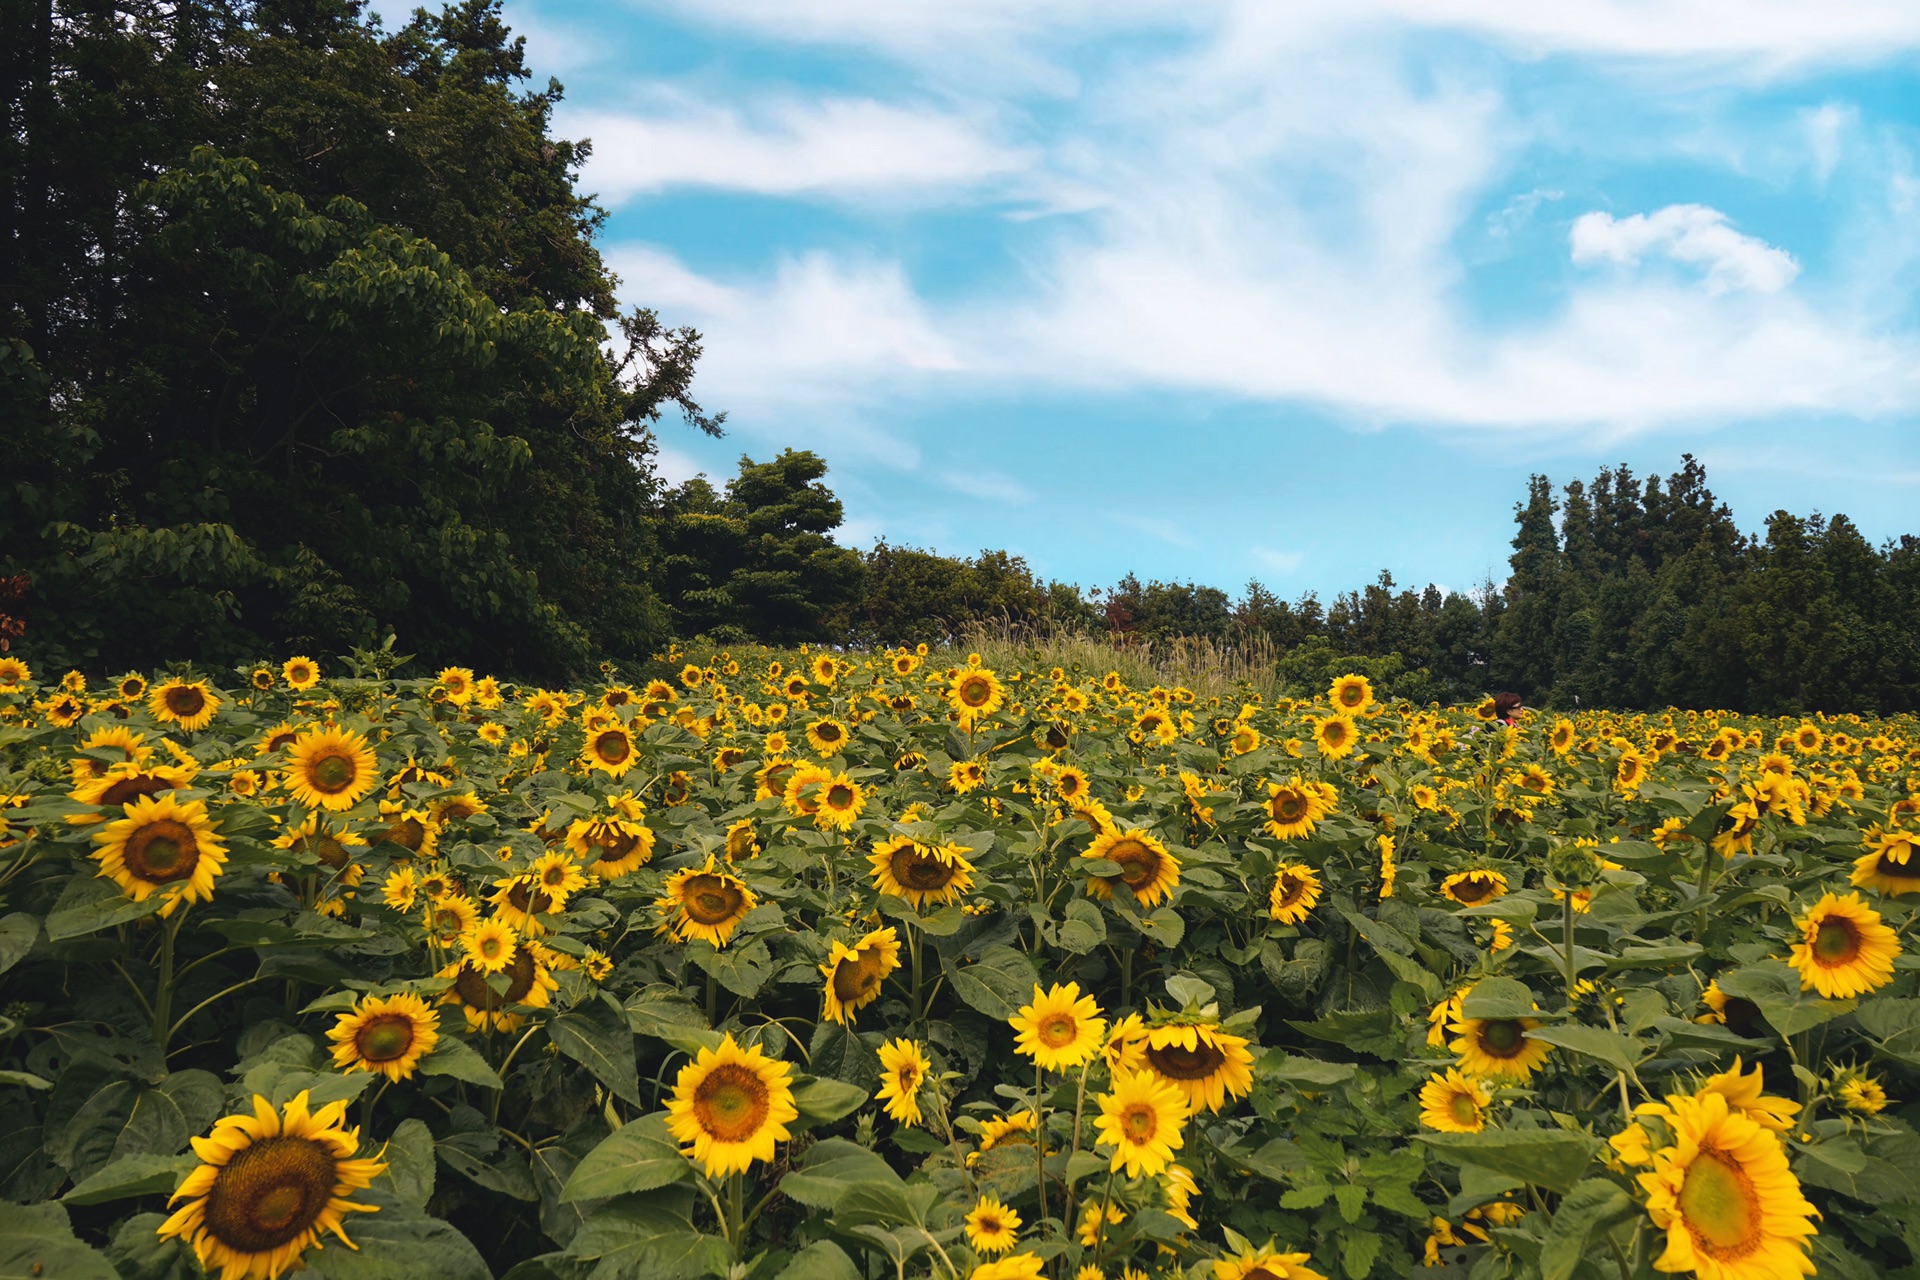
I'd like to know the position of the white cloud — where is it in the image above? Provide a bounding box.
[1251,547,1306,574]
[1113,514,1199,549]
[934,468,1035,506]
[1801,102,1854,183]
[560,98,1028,204]
[1570,204,1801,294]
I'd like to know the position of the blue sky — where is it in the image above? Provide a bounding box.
[399,1,1920,599]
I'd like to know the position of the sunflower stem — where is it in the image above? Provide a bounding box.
[1091,1163,1119,1268]
[727,1171,745,1261]
[909,920,925,1021]
[1034,1061,1048,1231]
[706,969,718,1028]
[1692,847,1718,945]
[153,908,185,1053]
[1562,886,1579,1005]
[166,973,277,1048]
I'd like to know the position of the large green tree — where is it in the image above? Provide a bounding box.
[2,0,716,677]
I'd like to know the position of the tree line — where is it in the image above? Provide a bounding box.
[5,3,1916,712]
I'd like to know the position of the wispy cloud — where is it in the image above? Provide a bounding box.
[1113,514,1199,550]
[561,98,1029,204]
[1570,204,1801,294]
[1251,547,1306,574]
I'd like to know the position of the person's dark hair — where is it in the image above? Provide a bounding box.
[1492,692,1523,721]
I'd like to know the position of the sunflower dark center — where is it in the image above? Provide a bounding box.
[695,1064,770,1141]
[1037,1013,1077,1048]
[126,820,198,882]
[1451,876,1495,904]
[1270,793,1308,821]
[826,784,855,809]
[1276,874,1308,907]
[357,1015,416,1062]
[202,1135,336,1252]
[959,679,992,707]
[506,882,553,915]
[101,774,169,807]
[685,876,745,925]
[1448,1092,1479,1124]
[894,848,956,891]
[1479,1020,1525,1056]
[165,687,205,717]
[1145,1039,1225,1080]
[1813,918,1860,964]
[454,949,536,1008]
[1106,840,1157,887]
[307,752,356,794]
[1120,1104,1157,1141]
[832,950,886,1003]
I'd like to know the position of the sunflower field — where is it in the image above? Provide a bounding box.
[1,648,1919,1280]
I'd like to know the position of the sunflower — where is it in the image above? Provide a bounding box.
[283,726,378,812]
[1094,1069,1189,1178]
[1852,827,1920,895]
[970,1111,1039,1166]
[1082,828,1181,906]
[947,668,1006,724]
[1695,1059,1799,1132]
[1053,766,1090,802]
[658,856,758,947]
[782,761,835,816]
[1012,982,1107,1072]
[92,793,228,916]
[150,679,221,732]
[158,1091,386,1280]
[68,759,195,813]
[1313,715,1358,759]
[382,866,418,911]
[875,1037,930,1126]
[820,926,902,1025]
[271,810,367,873]
[1329,673,1374,714]
[869,836,975,908]
[1103,1013,1149,1073]
[580,724,638,778]
[1787,891,1899,998]
[566,815,656,879]
[1637,1089,1817,1280]
[460,916,519,974]
[44,691,85,726]
[665,1033,799,1177]
[327,992,439,1081]
[529,851,588,907]
[422,895,478,948]
[1212,1244,1327,1280]
[438,667,475,704]
[1163,1163,1199,1230]
[1262,779,1321,840]
[948,760,987,794]
[1838,1075,1888,1115]
[0,657,32,689]
[971,1256,1045,1280]
[814,771,867,831]
[1440,869,1508,906]
[1230,724,1262,755]
[1267,863,1321,924]
[1449,1017,1552,1082]
[438,946,557,1031]
[1418,1070,1490,1133]
[282,656,320,691]
[1141,1021,1253,1113]
[805,717,851,755]
[1076,1196,1127,1246]
[115,672,147,700]
[725,819,761,861]
[487,875,561,936]
[965,1194,1022,1255]
[809,654,839,685]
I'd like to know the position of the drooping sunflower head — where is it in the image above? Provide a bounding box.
[876,1037,930,1126]
[1141,1021,1254,1114]
[1082,828,1181,907]
[284,726,378,812]
[1012,982,1108,1072]
[1440,869,1509,907]
[158,1090,387,1280]
[1417,1069,1491,1134]
[1268,863,1322,924]
[665,1033,799,1177]
[1449,1017,1552,1081]
[1852,827,1920,896]
[327,992,439,1081]
[91,792,228,916]
[659,855,758,947]
[869,836,975,909]
[1211,1244,1328,1280]
[820,926,902,1025]
[149,679,221,732]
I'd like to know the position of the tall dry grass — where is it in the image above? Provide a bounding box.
[944,618,1292,702]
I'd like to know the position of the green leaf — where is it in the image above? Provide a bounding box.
[777,1240,862,1280]
[1340,1228,1383,1280]
[64,1152,196,1205]
[627,993,723,1055]
[0,912,39,975]
[807,1022,877,1087]
[1418,1130,1600,1194]
[1458,977,1540,1021]
[688,937,772,998]
[1055,899,1107,954]
[549,997,642,1107]
[1716,961,1855,1038]
[1539,1179,1637,1280]
[1256,1051,1359,1088]
[0,1200,118,1280]
[419,1034,504,1089]
[1527,1024,1644,1073]
[942,944,1037,1021]
[780,1138,903,1209]
[306,1192,491,1280]
[377,1119,436,1210]
[792,1075,869,1126]
[104,1212,198,1280]
[45,871,163,940]
[563,1191,730,1280]
[561,1115,689,1202]
[438,1129,538,1201]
